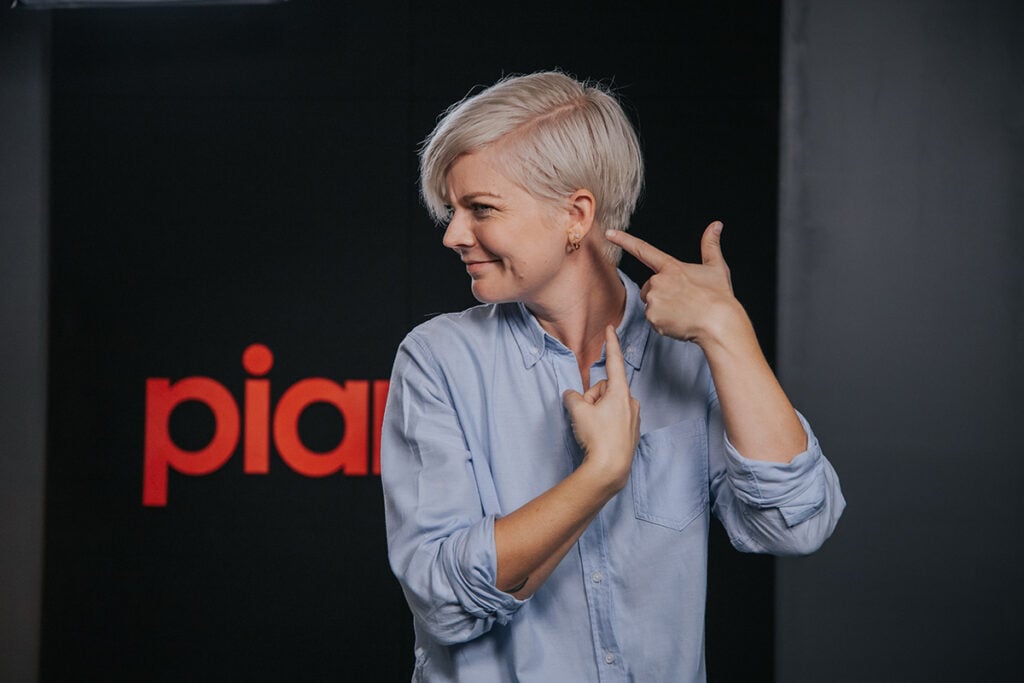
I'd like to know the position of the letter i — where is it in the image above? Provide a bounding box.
[242,344,274,474]
[372,379,389,476]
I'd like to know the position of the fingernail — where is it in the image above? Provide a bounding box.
[713,222,723,235]
[605,229,617,238]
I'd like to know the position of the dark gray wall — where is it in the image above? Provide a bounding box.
[0,11,50,683]
[776,1,1023,680]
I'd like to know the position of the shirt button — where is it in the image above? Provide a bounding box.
[591,571,604,583]
[604,653,615,665]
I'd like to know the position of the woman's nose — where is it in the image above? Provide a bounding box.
[442,211,474,250]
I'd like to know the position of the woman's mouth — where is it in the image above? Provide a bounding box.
[464,259,499,275]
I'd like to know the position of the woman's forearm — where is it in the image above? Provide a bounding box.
[700,301,806,463]
[493,460,618,599]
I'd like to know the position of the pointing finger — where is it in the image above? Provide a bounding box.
[603,325,628,388]
[605,229,673,273]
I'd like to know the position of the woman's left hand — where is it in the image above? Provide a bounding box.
[609,221,808,463]
[605,221,742,347]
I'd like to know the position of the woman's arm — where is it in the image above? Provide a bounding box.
[382,326,641,638]
[493,326,640,598]
[383,337,526,645]
[606,222,806,463]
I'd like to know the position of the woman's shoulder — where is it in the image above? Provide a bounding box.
[403,302,508,349]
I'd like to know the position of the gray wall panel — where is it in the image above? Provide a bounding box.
[0,10,50,683]
[777,1,1023,680]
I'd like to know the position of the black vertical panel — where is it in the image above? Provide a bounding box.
[42,3,782,680]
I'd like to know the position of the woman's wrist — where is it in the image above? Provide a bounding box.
[694,298,758,356]
[575,452,632,497]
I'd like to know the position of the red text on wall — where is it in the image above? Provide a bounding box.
[143,343,388,507]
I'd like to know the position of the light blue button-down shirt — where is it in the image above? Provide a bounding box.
[382,272,845,682]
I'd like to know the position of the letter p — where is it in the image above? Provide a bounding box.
[143,378,240,507]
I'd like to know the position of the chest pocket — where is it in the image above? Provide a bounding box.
[631,417,710,531]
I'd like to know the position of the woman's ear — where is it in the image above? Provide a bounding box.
[567,189,597,238]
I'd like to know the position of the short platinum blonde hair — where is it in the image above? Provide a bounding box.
[419,70,645,263]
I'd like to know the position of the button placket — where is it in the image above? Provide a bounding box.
[550,334,627,681]
[577,515,626,681]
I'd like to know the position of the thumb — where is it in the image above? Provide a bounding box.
[563,389,585,411]
[700,221,725,267]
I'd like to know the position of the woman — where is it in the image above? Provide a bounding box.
[382,70,844,682]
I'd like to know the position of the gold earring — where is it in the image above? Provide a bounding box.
[569,232,581,251]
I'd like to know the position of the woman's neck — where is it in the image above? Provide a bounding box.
[527,260,626,390]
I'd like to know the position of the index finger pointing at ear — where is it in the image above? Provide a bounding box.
[603,325,628,387]
[605,230,672,273]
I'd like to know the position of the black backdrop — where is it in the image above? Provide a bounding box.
[41,2,782,680]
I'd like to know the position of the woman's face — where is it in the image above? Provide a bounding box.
[442,149,572,306]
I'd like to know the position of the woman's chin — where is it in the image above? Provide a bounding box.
[470,282,515,305]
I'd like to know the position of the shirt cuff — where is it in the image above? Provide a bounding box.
[722,411,827,527]
[441,514,528,627]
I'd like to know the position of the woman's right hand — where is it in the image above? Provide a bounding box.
[562,326,641,493]
[494,326,640,597]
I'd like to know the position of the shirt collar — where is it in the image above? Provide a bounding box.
[505,269,650,370]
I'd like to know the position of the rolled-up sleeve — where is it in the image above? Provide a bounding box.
[711,405,846,557]
[381,335,526,645]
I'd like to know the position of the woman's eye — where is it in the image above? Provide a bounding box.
[471,203,494,216]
